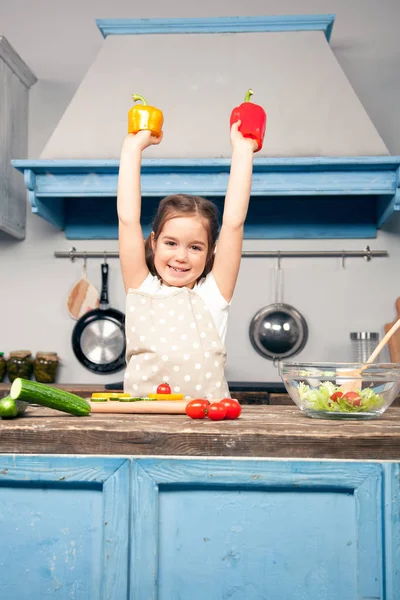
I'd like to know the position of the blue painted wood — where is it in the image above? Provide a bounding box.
[383,463,400,598]
[0,455,397,599]
[11,157,400,239]
[377,168,400,225]
[131,459,384,600]
[95,15,336,42]
[63,195,377,240]
[0,455,130,600]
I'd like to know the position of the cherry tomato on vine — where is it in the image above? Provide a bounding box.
[207,402,227,421]
[220,398,241,419]
[185,399,210,419]
[157,383,171,395]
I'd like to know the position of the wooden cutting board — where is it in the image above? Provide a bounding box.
[67,264,100,320]
[385,297,400,362]
[89,400,189,414]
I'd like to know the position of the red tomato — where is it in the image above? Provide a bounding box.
[157,383,171,395]
[330,391,343,402]
[207,402,227,421]
[343,391,362,406]
[185,399,209,419]
[220,398,242,419]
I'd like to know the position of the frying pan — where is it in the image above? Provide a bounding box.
[72,263,126,374]
[249,260,308,362]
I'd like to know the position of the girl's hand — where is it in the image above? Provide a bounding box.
[123,130,163,152]
[230,120,258,153]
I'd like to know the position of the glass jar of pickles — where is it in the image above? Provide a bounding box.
[0,352,6,382]
[34,352,59,384]
[6,351,34,383]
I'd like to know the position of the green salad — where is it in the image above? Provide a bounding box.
[297,381,385,413]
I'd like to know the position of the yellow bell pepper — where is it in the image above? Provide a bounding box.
[91,392,131,400]
[148,393,184,401]
[128,94,164,137]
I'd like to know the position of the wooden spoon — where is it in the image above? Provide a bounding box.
[339,316,400,392]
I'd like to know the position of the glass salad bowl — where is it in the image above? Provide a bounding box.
[278,362,400,420]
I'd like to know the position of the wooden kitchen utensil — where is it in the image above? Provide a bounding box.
[67,258,100,320]
[339,315,400,392]
[89,400,189,414]
[384,297,400,363]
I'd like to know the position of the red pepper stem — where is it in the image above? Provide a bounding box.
[244,89,254,103]
[132,94,148,106]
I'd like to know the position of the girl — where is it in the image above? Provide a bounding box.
[117,121,257,400]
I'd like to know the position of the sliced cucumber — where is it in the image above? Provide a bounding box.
[118,397,151,402]
[10,378,91,417]
[0,396,19,418]
[0,396,28,418]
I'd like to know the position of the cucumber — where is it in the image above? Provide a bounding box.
[0,396,19,418]
[0,396,28,419]
[118,397,151,402]
[10,378,91,417]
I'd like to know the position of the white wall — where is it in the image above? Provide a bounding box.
[1,0,400,384]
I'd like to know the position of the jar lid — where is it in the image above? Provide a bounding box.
[36,352,59,361]
[350,332,379,340]
[9,350,32,358]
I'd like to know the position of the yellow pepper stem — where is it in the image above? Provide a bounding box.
[132,94,148,105]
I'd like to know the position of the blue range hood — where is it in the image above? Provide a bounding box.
[11,15,400,240]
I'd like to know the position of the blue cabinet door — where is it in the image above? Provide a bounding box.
[0,456,130,600]
[131,459,400,600]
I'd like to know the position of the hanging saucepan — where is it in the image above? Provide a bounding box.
[249,256,308,362]
[72,261,126,374]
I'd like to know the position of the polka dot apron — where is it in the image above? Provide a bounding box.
[125,287,230,400]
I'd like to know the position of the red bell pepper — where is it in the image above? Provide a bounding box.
[230,89,267,152]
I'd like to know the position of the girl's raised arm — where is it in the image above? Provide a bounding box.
[212,121,257,302]
[117,131,162,292]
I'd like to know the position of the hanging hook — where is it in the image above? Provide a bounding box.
[341,250,345,269]
[275,251,283,305]
[103,251,108,265]
[83,251,87,270]
[69,247,77,263]
[364,245,372,262]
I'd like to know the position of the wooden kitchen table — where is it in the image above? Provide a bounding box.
[0,392,399,599]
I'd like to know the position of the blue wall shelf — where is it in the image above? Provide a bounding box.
[12,157,400,239]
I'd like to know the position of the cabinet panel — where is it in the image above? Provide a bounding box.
[0,36,36,239]
[0,455,130,600]
[131,459,391,600]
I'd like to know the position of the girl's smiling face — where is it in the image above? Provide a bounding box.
[151,216,209,288]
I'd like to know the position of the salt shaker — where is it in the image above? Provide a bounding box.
[350,332,379,363]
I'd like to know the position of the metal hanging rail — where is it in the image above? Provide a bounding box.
[54,246,388,262]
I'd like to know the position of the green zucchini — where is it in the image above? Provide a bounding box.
[0,396,28,419]
[10,378,91,417]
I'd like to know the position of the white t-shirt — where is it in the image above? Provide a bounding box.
[138,272,230,343]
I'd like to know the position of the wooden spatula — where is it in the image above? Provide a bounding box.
[384,297,400,363]
[339,316,400,392]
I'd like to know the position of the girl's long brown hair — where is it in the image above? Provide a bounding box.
[144,194,220,281]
